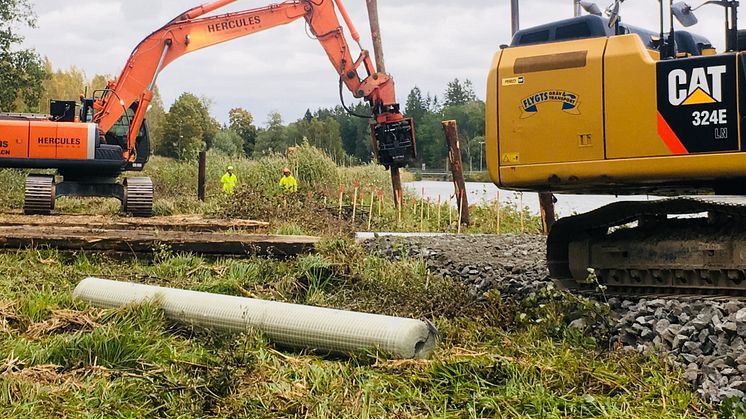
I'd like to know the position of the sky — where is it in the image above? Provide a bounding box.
[20,0,737,126]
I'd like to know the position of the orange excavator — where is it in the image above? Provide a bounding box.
[0,0,415,216]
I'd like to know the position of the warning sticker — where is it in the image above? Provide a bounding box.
[501,152,519,163]
[502,76,525,86]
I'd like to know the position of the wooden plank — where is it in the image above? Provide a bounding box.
[0,214,269,232]
[0,226,317,257]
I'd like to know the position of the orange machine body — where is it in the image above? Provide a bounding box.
[0,118,96,162]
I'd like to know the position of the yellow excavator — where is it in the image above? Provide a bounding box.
[486,0,746,295]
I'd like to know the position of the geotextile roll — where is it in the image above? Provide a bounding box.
[73,277,437,359]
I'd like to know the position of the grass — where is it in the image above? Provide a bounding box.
[0,242,717,417]
[0,146,722,416]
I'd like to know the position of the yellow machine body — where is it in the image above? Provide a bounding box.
[487,34,745,195]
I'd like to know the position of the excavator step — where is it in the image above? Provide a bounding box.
[23,175,55,215]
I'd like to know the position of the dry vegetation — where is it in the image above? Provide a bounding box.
[0,144,542,236]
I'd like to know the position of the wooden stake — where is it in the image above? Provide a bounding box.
[426,197,431,220]
[496,190,501,234]
[391,166,402,212]
[436,194,442,231]
[442,120,470,226]
[457,190,464,234]
[338,186,344,220]
[377,188,383,219]
[397,190,402,227]
[197,151,206,201]
[448,194,453,227]
[367,186,374,231]
[519,191,524,233]
[419,196,425,232]
[539,192,556,235]
[352,182,359,222]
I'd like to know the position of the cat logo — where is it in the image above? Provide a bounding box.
[668,65,726,106]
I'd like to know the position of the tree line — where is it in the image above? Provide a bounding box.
[156,78,486,172]
[1,1,486,171]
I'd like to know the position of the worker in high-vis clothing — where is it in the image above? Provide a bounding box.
[221,165,237,194]
[279,167,298,193]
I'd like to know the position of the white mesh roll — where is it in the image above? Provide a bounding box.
[73,277,436,359]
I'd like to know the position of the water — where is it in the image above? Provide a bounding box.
[404,181,655,217]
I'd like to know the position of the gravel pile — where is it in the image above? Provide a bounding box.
[363,233,746,402]
[610,297,746,401]
[363,234,549,299]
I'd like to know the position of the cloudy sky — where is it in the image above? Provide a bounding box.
[21,0,735,125]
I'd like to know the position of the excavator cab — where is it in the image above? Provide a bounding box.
[79,97,150,171]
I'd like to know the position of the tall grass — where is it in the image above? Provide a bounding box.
[0,144,542,234]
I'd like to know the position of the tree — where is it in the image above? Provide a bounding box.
[323,103,372,163]
[145,85,166,151]
[212,129,244,156]
[286,116,345,161]
[228,107,258,156]
[38,61,86,113]
[253,111,288,156]
[86,73,111,94]
[443,78,477,107]
[443,100,486,171]
[0,0,47,112]
[405,86,428,122]
[157,93,216,160]
[196,95,220,150]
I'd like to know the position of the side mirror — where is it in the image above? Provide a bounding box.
[671,2,698,27]
[579,1,603,16]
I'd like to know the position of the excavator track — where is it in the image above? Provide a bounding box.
[23,175,55,215]
[548,197,746,296]
[123,177,153,217]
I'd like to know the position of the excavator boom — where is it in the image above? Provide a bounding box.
[0,0,414,217]
[94,0,414,167]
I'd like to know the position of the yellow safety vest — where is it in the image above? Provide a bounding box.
[221,172,237,193]
[279,175,298,193]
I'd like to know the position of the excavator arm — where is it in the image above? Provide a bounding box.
[94,0,414,168]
